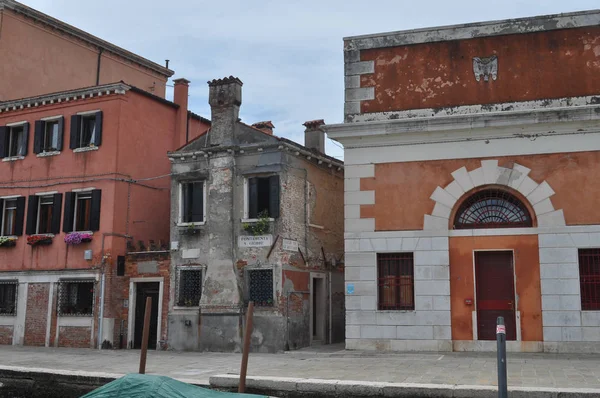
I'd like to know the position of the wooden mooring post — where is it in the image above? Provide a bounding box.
[239,301,254,393]
[138,296,152,374]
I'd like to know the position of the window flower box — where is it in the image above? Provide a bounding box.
[27,235,53,246]
[0,237,17,248]
[64,232,93,245]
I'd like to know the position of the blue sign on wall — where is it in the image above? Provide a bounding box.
[346,283,355,295]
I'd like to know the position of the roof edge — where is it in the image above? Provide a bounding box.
[344,9,600,50]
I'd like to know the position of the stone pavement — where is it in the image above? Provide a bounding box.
[0,344,600,389]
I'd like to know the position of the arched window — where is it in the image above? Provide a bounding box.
[453,189,532,229]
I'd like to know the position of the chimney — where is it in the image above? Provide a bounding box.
[303,119,325,153]
[251,121,275,135]
[173,78,190,148]
[208,76,243,146]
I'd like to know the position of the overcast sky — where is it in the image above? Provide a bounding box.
[24,0,600,159]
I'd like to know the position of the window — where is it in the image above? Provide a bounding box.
[63,190,101,233]
[177,267,203,307]
[454,189,532,229]
[248,269,273,306]
[0,123,29,158]
[179,181,205,223]
[579,249,600,311]
[0,281,18,316]
[1,197,25,236]
[26,194,62,235]
[378,253,414,310]
[246,175,280,219]
[69,112,102,150]
[58,280,94,316]
[34,117,63,154]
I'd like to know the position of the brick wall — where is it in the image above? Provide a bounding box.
[58,327,91,348]
[24,283,49,346]
[0,326,13,345]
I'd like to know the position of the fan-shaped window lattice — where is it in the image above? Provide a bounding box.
[454,189,532,229]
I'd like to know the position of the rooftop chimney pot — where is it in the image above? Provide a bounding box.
[303,119,325,153]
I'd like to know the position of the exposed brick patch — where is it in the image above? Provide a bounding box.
[24,283,49,346]
[0,326,13,345]
[58,326,91,348]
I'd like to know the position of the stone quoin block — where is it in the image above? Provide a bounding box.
[537,210,567,227]
[345,164,375,179]
[345,252,377,267]
[507,163,531,189]
[423,215,449,230]
[345,61,375,76]
[346,310,377,325]
[539,247,578,264]
[517,176,538,197]
[345,218,375,233]
[538,234,575,248]
[451,166,475,192]
[344,178,361,192]
[542,311,581,327]
[345,204,360,219]
[540,278,581,295]
[533,198,555,216]
[345,87,375,102]
[344,190,375,205]
[527,181,555,205]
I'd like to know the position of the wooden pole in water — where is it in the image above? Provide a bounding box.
[239,301,254,393]
[138,296,152,374]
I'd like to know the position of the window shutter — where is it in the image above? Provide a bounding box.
[14,197,26,236]
[69,115,81,149]
[94,111,103,146]
[63,192,75,233]
[20,122,29,156]
[25,195,39,235]
[248,178,258,219]
[51,193,63,234]
[0,126,6,158]
[56,117,64,151]
[33,121,44,154]
[269,175,280,218]
[191,182,204,222]
[90,189,102,231]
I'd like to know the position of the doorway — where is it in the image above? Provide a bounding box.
[311,274,326,345]
[475,251,517,340]
[133,282,160,349]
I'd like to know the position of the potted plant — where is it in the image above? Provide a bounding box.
[64,232,93,245]
[242,210,271,236]
[27,235,53,246]
[180,223,201,236]
[0,237,17,248]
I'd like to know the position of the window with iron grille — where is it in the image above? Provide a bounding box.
[248,269,273,306]
[58,280,95,316]
[177,267,202,307]
[454,189,532,229]
[579,249,600,311]
[0,281,18,315]
[378,253,414,311]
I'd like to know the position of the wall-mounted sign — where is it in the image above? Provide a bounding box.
[282,238,298,252]
[238,235,273,248]
[346,283,355,295]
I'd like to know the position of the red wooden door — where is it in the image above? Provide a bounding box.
[475,251,517,341]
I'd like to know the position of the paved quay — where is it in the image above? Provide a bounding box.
[0,344,600,391]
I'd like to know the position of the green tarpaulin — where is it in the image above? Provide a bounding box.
[81,374,266,398]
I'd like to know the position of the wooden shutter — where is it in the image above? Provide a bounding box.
[51,193,63,234]
[0,126,6,158]
[25,195,39,235]
[56,117,64,151]
[191,182,204,222]
[268,175,280,218]
[33,121,44,154]
[63,192,75,233]
[20,123,29,156]
[248,178,258,219]
[93,111,103,146]
[69,115,81,149]
[90,189,102,231]
[14,197,26,236]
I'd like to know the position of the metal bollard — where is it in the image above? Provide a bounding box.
[496,316,508,398]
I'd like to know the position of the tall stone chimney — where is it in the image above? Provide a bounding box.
[303,119,325,153]
[208,76,243,146]
[173,78,190,148]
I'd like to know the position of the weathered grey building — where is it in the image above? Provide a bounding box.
[166,77,345,352]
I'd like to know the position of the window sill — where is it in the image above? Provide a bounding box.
[73,146,99,153]
[173,306,200,311]
[177,222,205,227]
[36,151,60,158]
[71,230,93,235]
[2,156,24,162]
[241,218,275,223]
[29,233,55,238]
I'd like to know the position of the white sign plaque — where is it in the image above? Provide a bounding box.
[238,235,273,248]
[282,239,298,252]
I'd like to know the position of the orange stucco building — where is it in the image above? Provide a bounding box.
[327,10,600,353]
[0,0,173,101]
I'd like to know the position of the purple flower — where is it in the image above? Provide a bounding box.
[65,232,93,245]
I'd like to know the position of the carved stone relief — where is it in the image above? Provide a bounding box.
[473,55,498,82]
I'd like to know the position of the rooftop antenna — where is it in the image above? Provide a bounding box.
[165,59,170,69]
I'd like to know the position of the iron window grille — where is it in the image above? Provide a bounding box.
[248,269,274,307]
[377,253,414,311]
[454,189,532,229]
[579,249,600,311]
[177,267,203,307]
[57,280,95,316]
[0,280,18,316]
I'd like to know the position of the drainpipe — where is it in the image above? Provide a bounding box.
[98,232,133,350]
[95,48,104,85]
